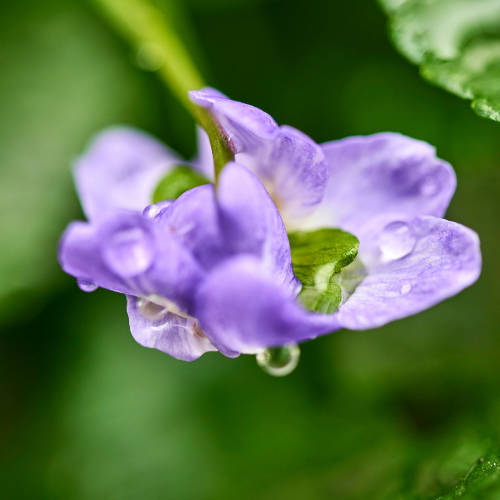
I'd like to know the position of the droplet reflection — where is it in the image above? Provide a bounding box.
[420,177,439,196]
[77,279,98,293]
[143,204,161,219]
[256,344,300,377]
[379,221,416,261]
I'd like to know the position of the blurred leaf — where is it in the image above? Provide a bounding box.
[39,292,409,500]
[435,449,500,499]
[0,0,182,320]
[92,0,205,109]
[152,165,210,202]
[288,228,359,313]
[180,0,264,8]
[380,0,500,122]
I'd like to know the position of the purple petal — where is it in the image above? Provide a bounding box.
[190,89,328,222]
[297,133,456,236]
[149,185,229,270]
[127,296,217,361]
[336,216,481,330]
[59,211,204,310]
[59,220,135,295]
[255,126,328,223]
[195,256,340,354]
[217,163,299,294]
[74,127,179,220]
[189,88,278,152]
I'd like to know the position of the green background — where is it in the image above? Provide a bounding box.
[1,0,499,498]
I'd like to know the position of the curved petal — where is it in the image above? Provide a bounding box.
[59,220,136,295]
[217,163,299,294]
[190,89,328,222]
[297,133,456,236]
[58,211,204,310]
[336,216,481,330]
[149,184,229,271]
[74,127,179,220]
[195,256,339,355]
[189,88,278,152]
[127,296,217,362]
[238,126,328,224]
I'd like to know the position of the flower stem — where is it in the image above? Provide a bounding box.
[92,0,234,175]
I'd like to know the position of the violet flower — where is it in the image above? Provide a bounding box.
[58,91,481,363]
[59,129,333,361]
[190,89,481,329]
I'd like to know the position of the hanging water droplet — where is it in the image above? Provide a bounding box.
[256,344,300,377]
[400,282,412,295]
[379,221,416,261]
[77,279,98,293]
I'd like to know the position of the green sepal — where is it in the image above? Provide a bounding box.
[288,228,359,314]
[152,165,210,203]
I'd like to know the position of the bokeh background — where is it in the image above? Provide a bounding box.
[1,0,499,499]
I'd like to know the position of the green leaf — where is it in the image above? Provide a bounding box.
[435,449,500,499]
[288,228,359,314]
[152,165,211,203]
[379,0,500,122]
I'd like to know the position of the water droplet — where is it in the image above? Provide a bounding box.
[420,177,439,196]
[103,227,154,278]
[143,201,171,219]
[143,205,161,219]
[400,282,412,295]
[136,43,164,71]
[379,221,416,260]
[256,344,300,377]
[77,279,98,293]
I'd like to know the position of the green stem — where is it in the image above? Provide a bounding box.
[92,0,234,176]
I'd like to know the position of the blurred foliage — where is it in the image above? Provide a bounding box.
[436,449,500,499]
[152,166,210,203]
[380,0,500,122]
[0,0,499,499]
[0,0,187,321]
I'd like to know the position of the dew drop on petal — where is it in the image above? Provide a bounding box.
[77,279,98,293]
[143,205,161,219]
[256,344,300,377]
[400,282,412,295]
[420,177,439,196]
[379,221,416,261]
[103,227,154,278]
[143,201,171,219]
